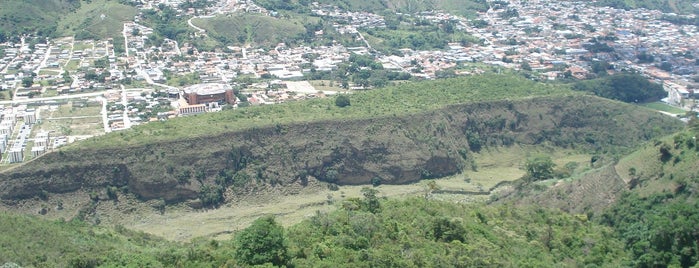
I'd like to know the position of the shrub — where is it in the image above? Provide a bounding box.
[371,176,382,187]
[524,155,556,181]
[235,216,288,266]
[335,95,351,107]
[199,185,224,207]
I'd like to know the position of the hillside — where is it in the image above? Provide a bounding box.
[492,123,699,266]
[0,75,683,208]
[192,13,306,47]
[0,198,629,267]
[0,0,136,40]
[0,0,78,38]
[56,0,138,40]
[0,212,181,267]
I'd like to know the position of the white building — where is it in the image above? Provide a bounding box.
[31,146,45,158]
[23,109,37,124]
[8,147,23,163]
[34,131,49,148]
[0,134,6,153]
[665,81,690,105]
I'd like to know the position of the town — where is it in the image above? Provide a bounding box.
[0,0,697,164]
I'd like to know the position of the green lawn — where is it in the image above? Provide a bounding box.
[64,60,80,71]
[39,69,60,76]
[72,41,93,51]
[639,102,687,115]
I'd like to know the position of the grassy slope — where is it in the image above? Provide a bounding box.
[615,128,699,197]
[492,126,699,266]
[639,102,687,116]
[0,213,182,267]
[56,0,138,40]
[0,0,136,39]
[193,13,305,46]
[604,128,699,267]
[73,74,572,150]
[0,0,72,36]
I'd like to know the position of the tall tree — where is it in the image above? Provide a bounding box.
[235,216,289,266]
[525,155,555,181]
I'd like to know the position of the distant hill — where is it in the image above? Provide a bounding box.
[0,0,136,40]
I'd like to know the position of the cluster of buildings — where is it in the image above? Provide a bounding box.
[0,105,59,163]
[0,37,120,102]
[311,3,386,29]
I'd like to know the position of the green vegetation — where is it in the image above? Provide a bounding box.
[140,4,192,47]
[0,0,136,40]
[163,71,201,87]
[0,213,183,267]
[235,216,289,266]
[56,0,138,40]
[193,13,305,47]
[602,192,699,267]
[288,197,626,267]
[305,53,412,88]
[364,14,480,54]
[79,74,570,148]
[572,73,666,103]
[524,155,556,182]
[0,0,78,39]
[334,94,351,107]
[0,196,628,267]
[600,127,699,267]
[496,124,699,267]
[640,102,687,115]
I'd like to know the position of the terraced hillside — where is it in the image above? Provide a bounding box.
[0,75,682,206]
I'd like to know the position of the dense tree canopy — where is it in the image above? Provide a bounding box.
[235,216,289,266]
[335,95,351,107]
[572,73,666,103]
[524,155,556,181]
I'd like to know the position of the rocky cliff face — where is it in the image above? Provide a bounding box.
[0,95,683,203]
